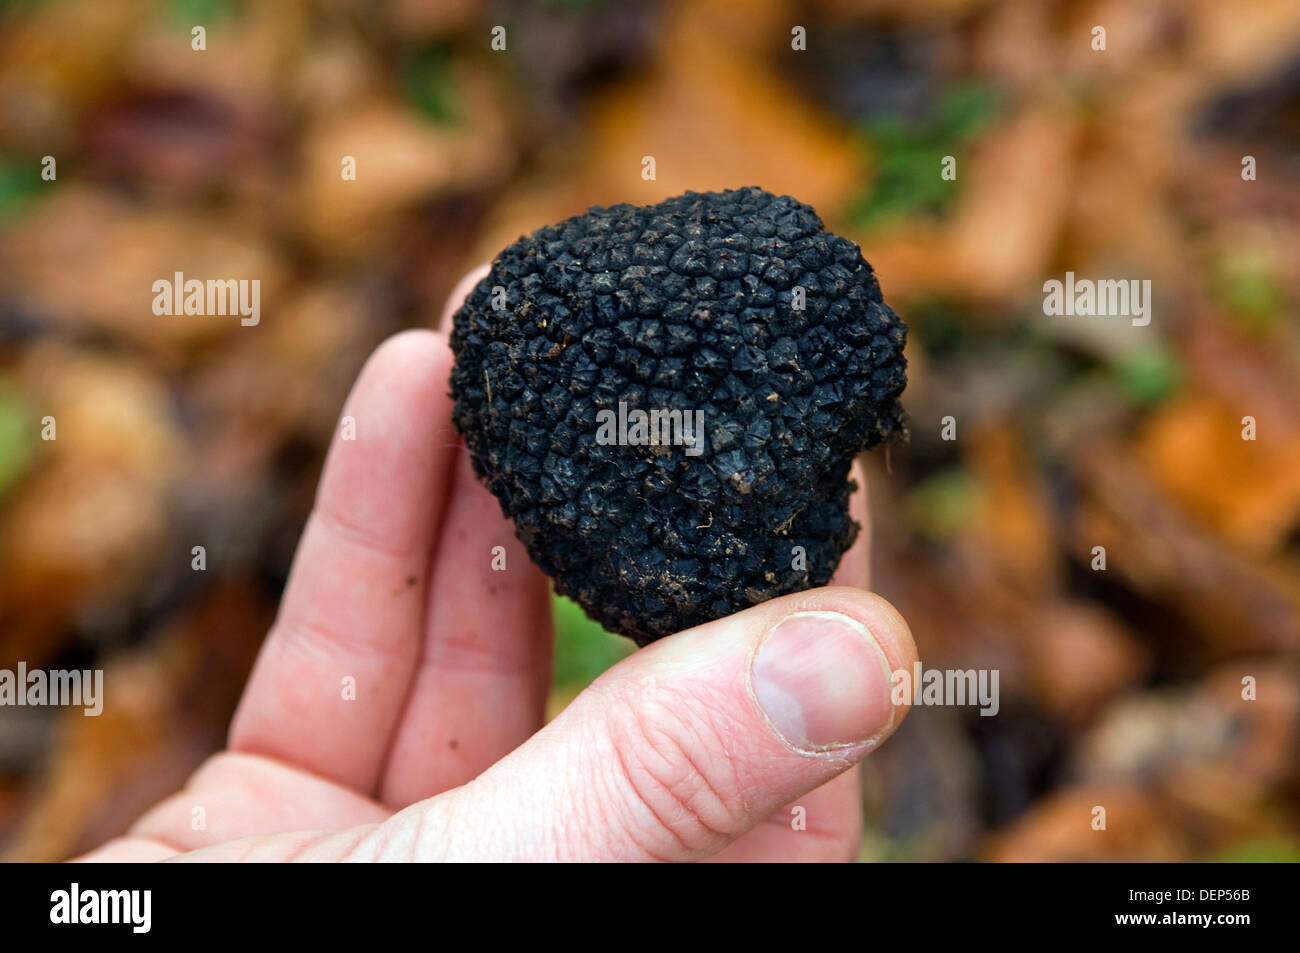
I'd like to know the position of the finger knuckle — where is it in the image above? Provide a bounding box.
[602,683,751,857]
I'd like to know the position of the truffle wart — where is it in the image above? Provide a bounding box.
[450,186,907,645]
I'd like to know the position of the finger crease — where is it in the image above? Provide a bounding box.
[315,505,419,562]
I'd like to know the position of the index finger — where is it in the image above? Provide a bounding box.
[229,330,459,794]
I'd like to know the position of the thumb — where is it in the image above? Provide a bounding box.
[404,586,918,861]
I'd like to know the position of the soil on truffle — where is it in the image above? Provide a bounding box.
[450,186,907,645]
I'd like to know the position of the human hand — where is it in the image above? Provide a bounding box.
[80,271,918,863]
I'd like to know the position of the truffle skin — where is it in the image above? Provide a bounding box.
[450,186,906,646]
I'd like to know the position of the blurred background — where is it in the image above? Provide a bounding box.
[1,0,1298,861]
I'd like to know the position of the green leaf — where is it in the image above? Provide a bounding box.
[0,383,37,499]
[402,46,461,125]
[0,156,44,219]
[1212,252,1284,333]
[1213,837,1300,863]
[849,83,1002,229]
[1112,347,1182,407]
[847,82,998,227]
[551,593,633,689]
[166,0,235,27]
[906,468,982,540]
[933,84,1001,140]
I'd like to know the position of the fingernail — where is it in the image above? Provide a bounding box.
[751,610,896,751]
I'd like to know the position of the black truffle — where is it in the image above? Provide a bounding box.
[450,186,906,645]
